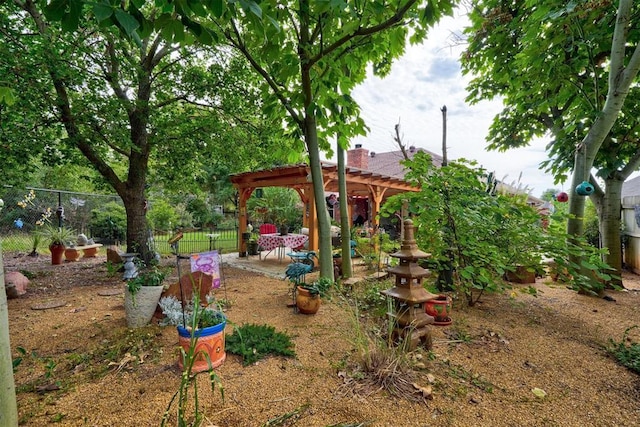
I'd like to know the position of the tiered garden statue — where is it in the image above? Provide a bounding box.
[382,219,437,350]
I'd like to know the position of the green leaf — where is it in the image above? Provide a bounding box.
[61,0,82,31]
[206,0,224,17]
[44,0,68,21]
[531,387,547,399]
[114,9,140,36]
[246,0,262,19]
[0,87,16,106]
[92,2,114,21]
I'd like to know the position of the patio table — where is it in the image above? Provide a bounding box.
[258,233,309,261]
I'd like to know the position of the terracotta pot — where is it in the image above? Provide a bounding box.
[424,295,452,326]
[65,248,80,262]
[177,320,226,373]
[296,286,321,314]
[49,243,65,265]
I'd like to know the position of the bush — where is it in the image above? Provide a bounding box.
[89,202,126,243]
[147,199,179,232]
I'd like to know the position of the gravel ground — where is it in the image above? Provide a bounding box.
[4,251,640,426]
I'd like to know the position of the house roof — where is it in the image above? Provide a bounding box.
[366,146,443,178]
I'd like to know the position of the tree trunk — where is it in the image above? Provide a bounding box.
[567,150,588,238]
[0,243,19,426]
[599,177,624,287]
[304,112,334,280]
[337,139,353,278]
[122,189,154,264]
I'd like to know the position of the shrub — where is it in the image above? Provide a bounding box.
[147,199,179,232]
[89,202,126,243]
[226,323,295,366]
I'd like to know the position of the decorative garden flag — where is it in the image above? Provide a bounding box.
[190,250,221,289]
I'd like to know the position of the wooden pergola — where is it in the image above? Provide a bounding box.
[230,162,419,255]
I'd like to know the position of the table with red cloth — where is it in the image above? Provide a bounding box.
[257,233,309,261]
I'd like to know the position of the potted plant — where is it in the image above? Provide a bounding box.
[159,294,227,373]
[38,224,76,265]
[247,232,259,256]
[295,277,332,314]
[424,294,453,326]
[124,266,166,328]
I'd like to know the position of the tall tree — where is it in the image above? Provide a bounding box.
[2,1,279,261]
[462,0,640,284]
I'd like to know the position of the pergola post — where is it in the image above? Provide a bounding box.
[237,187,253,255]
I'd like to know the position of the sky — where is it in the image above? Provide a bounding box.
[338,11,562,198]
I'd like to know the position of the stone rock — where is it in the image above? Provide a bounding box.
[106,246,123,264]
[5,271,29,298]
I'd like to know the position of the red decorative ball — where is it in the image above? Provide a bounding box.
[556,192,569,203]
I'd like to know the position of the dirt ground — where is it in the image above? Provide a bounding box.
[4,250,640,426]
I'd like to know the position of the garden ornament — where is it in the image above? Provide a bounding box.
[555,192,569,203]
[575,181,595,196]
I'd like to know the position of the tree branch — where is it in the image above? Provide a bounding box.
[307,0,418,66]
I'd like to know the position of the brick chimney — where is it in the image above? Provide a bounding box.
[347,143,369,170]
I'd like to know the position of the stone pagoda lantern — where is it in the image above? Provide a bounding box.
[381,218,437,350]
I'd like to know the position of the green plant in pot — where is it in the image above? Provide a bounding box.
[159,294,227,373]
[296,277,333,314]
[38,224,76,265]
[124,266,166,328]
[247,232,259,255]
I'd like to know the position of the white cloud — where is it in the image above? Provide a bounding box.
[329,13,562,197]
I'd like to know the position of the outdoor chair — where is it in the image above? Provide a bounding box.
[259,223,277,235]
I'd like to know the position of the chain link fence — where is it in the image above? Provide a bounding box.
[0,186,240,255]
[0,186,123,253]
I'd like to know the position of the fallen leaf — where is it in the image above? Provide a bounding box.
[531,387,547,399]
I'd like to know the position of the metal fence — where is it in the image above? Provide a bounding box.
[0,186,123,252]
[152,227,239,256]
[0,186,240,255]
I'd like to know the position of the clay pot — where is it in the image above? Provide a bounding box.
[296,286,321,314]
[49,244,65,265]
[65,247,80,262]
[424,295,452,326]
